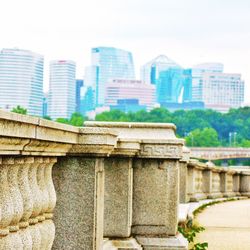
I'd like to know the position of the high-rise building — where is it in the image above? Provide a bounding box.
[0,48,44,116]
[89,47,135,106]
[76,79,84,113]
[141,55,181,85]
[105,79,156,110]
[48,60,76,120]
[80,86,95,115]
[141,55,191,105]
[191,63,224,101]
[201,72,244,112]
[42,93,48,117]
[156,68,192,104]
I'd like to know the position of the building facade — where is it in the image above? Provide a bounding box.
[201,72,244,112]
[76,79,84,113]
[105,79,156,110]
[156,68,192,104]
[48,60,76,119]
[89,47,135,106]
[191,63,224,102]
[140,55,181,85]
[0,48,44,116]
[141,55,192,105]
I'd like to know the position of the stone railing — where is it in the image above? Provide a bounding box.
[179,158,250,203]
[0,111,249,250]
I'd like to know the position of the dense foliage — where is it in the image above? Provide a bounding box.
[56,112,85,126]
[95,107,250,147]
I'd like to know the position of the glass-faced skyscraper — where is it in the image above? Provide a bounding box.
[48,60,76,120]
[0,48,44,116]
[141,55,192,104]
[90,47,135,106]
[156,68,192,104]
[141,55,181,85]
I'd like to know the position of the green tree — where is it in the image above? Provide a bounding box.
[185,128,221,147]
[69,112,85,126]
[240,139,250,147]
[11,105,27,115]
[96,109,129,122]
[56,112,85,126]
[56,118,70,125]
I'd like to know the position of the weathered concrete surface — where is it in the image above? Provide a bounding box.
[195,199,250,250]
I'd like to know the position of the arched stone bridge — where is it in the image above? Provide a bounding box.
[190,147,250,160]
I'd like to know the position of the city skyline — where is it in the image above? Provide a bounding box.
[0,0,249,101]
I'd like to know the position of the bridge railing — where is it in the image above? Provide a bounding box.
[0,111,249,250]
[179,158,250,203]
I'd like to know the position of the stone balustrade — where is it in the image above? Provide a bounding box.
[181,159,250,203]
[0,110,249,250]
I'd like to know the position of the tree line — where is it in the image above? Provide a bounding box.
[11,105,250,148]
[95,107,250,148]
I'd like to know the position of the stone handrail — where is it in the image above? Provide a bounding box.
[179,158,250,203]
[0,111,249,250]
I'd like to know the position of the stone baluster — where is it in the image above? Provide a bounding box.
[17,157,34,229]
[36,157,50,250]
[0,157,13,237]
[28,157,44,249]
[4,158,24,233]
[0,157,15,250]
[44,158,57,220]
[16,157,34,250]
[43,157,57,250]
[4,158,24,249]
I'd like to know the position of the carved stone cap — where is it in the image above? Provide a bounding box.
[179,146,190,162]
[84,121,178,141]
[85,121,176,130]
[112,138,141,157]
[69,127,118,156]
[84,121,184,159]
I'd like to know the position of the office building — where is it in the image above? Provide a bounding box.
[0,48,44,116]
[141,55,181,84]
[89,47,135,106]
[191,63,224,101]
[76,79,84,113]
[141,55,192,105]
[80,86,95,115]
[48,60,76,119]
[42,93,48,117]
[110,99,147,113]
[201,72,244,112]
[156,68,192,104]
[105,79,156,110]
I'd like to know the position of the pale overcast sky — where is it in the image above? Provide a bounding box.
[1,0,249,102]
